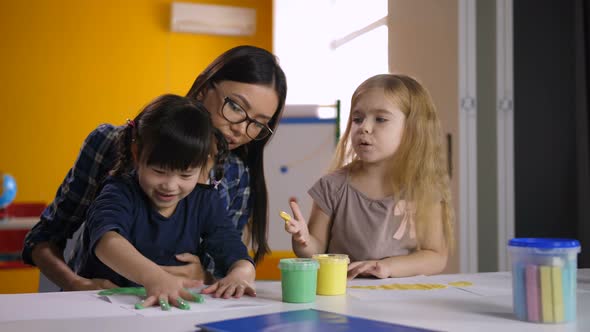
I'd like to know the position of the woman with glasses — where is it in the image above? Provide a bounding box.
[23,45,287,291]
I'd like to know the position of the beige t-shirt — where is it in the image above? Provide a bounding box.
[308,169,418,262]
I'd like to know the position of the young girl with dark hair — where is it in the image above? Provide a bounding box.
[77,94,255,310]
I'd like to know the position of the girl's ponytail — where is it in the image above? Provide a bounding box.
[110,119,137,177]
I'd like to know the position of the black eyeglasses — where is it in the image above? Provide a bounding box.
[221,97,273,140]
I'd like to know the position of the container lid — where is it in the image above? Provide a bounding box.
[312,254,350,264]
[278,258,319,271]
[508,238,580,249]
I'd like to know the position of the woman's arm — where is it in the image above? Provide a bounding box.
[25,125,120,290]
[347,202,448,279]
[32,242,118,291]
[285,201,331,258]
[225,158,250,231]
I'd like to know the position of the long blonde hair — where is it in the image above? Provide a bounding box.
[330,74,454,251]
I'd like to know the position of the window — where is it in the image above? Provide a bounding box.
[274,0,388,132]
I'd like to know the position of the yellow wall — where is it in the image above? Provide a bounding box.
[0,0,272,203]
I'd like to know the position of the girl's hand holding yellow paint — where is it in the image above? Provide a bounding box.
[281,200,310,246]
[279,211,291,224]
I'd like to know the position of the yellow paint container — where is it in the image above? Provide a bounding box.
[312,254,349,295]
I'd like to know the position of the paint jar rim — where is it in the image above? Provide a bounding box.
[312,254,350,264]
[278,258,320,271]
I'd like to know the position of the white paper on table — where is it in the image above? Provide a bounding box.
[0,291,136,322]
[346,273,512,301]
[98,288,276,317]
[347,287,480,302]
[347,275,475,302]
[425,272,513,297]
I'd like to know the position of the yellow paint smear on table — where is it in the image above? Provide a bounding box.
[350,283,447,290]
[447,281,473,287]
[350,281,473,290]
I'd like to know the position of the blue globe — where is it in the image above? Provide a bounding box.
[0,173,17,209]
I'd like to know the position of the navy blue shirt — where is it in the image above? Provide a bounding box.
[76,174,251,287]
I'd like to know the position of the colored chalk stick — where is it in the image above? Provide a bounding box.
[551,266,564,322]
[563,262,575,322]
[540,265,554,323]
[513,263,527,321]
[525,264,540,322]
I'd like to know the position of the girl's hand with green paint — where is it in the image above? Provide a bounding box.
[201,260,255,299]
[94,232,204,311]
[139,270,202,310]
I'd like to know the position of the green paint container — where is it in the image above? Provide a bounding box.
[278,258,319,303]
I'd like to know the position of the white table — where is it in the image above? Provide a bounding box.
[0,270,588,332]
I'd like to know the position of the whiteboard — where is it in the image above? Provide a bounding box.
[264,117,337,251]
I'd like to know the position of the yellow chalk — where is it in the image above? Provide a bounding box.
[540,265,554,323]
[279,211,292,223]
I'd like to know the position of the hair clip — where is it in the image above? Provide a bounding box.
[212,179,221,189]
[126,119,135,128]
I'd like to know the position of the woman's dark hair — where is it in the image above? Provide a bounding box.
[186,45,287,263]
[111,94,228,182]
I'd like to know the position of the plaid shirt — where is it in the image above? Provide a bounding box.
[22,124,251,266]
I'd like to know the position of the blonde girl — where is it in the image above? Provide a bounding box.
[284,74,454,279]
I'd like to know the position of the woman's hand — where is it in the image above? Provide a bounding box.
[159,253,205,280]
[283,200,310,246]
[69,276,119,291]
[347,260,391,280]
[201,260,255,299]
[139,271,202,310]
